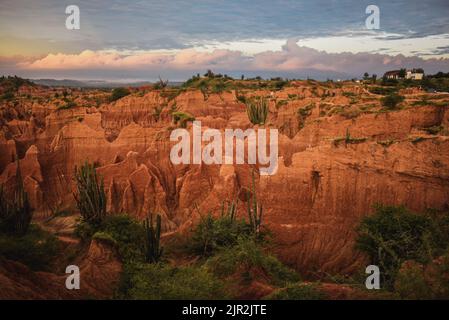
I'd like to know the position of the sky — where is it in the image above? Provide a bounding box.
[1,0,449,81]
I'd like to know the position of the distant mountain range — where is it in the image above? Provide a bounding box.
[30,79,183,88]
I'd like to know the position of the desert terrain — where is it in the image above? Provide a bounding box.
[0,75,448,299]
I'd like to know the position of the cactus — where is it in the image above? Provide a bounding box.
[220,200,238,222]
[246,170,263,236]
[246,97,268,125]
[143,213,163,263]
[73,161,106,226]
[0,159,33,236]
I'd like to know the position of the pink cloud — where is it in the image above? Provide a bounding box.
[9,40,449,77]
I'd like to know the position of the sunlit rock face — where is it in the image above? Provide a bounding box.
[1,81,448,275]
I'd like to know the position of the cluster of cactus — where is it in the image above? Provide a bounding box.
[73,161,106,226]
[220,200,238,222]
[246,97,268,125]
[246,170,263,236]
[143,213,163,263]
[0,160,33,236]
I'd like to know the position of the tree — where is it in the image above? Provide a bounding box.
[204,70,214,78]
[381,93,405,109]
[399,68,407,78]
[363,72,369,80]
[110,87,130,102]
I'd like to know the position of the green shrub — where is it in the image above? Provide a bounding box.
[76,214,146,263]
[264,283,326,300]
[394,261,433,299]
[205,238,299,286]
[355,204,437,288]
[381,93,405,109]
[369,86,397,95]
[57,100,77,110]
[110,87,130,102]
[171,111,195,128]
[424,125,443,135]
[0,224,60,271]
[92,231,117,246]
[190,212,252,257]
[236,94,246,103]
[100,215,146,263]
[121,263,229,299]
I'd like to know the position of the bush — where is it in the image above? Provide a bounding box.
[205,238,299,286]
[381,94,405,109]
[76,214,146,263]
[264,283,326,300]
[171,111,195,128]
[394,260,433,299]
[355,204,439,288]
[57,100,76,110]
[0,224,60,271]
[110,87,130,102]
[121,263,229,299]
[190,212,252,257]
[394,251,449,300]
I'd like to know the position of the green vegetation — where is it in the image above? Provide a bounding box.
[205,238,299,287]
[57,100,77,110]
[265,283,326,300]
[368,86,398,95]
[0,76,33,102]
[0,224,60,271]
[381,93,405,109]
[190,205,252,257]
[377,139,395,147]
[394,252,449,299]
[171,111,195,128]
[276,99,288,108]
[121,263,229,299]
[355,204,449,289]
[246,172,263,236]
[0,162,32,236]
[297,103,315,127]
[110,87,130,102]
[246,97,268,125]
[153,76,168,90]
[73,161,107,226]
[333,129,367,146]
[143,214,163,263]
[424,125,443,135]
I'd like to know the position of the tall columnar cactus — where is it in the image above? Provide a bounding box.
[143,214,163,263]
[73,161,106,226]
[220,200,238,222]
[0,160,33,236]
[246,97,268,125]
[246,170,263,236]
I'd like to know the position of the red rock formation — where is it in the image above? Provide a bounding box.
[1,82,448,277]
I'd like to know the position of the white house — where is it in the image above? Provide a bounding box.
[406,69,424,80]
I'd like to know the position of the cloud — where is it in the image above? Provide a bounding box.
[12,39,449,80]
